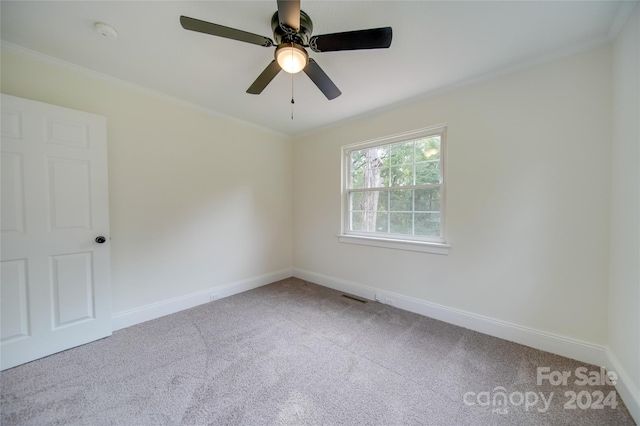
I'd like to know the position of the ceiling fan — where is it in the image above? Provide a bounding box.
[180,0,392,100]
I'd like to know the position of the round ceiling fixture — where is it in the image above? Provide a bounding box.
[94,22,118,40]
[275,43,308,74]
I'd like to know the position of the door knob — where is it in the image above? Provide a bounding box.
[95,236,106,244]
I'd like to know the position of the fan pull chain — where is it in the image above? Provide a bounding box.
[291,77,295,120]
[290,44,295,120]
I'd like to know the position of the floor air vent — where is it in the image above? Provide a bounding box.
[342,294,368,303]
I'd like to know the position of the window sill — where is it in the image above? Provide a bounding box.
[338,234,450,255]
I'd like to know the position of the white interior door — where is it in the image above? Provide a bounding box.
[1,94,112,370]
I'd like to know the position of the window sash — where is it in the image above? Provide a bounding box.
[347,194,443,240]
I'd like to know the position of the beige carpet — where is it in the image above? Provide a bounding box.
[1,278,635,425]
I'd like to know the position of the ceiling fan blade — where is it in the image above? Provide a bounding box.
[277,0,301,32]
[180,16,273,47]
[247,60,282,95]
[309,27,392,52]
[303,59,341,100]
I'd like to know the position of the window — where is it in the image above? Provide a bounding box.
[340,126,448,254]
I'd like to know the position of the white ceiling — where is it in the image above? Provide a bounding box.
[0,1,634,137]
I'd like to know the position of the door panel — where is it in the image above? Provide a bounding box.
[1,94,111,370]
[47,158,92,230]
[0,259,30,342]
[1,109,22,139]
[51,252,94,327]
[1,152,26,233]
[46,119,89,148]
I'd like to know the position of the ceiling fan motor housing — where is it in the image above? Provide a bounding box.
[271,10,313,45]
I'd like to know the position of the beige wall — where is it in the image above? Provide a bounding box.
[1,48,293,313]
[293,46,613,346]
[610,3,640,413]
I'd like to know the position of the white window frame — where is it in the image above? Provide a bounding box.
[339,125,450,255]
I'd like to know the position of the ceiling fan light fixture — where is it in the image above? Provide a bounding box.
[275,43,308,73]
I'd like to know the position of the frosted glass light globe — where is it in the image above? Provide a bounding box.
[275,44,308,74]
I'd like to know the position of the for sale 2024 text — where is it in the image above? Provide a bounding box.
[537,366,618,410]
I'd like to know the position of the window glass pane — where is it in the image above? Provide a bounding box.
[414,187,441,212]
[351,146,388,189]
[416,137,440,162]
[390,141,414,165]
[390,189,412,211]
[351,167,365,189]
[415,212,440,237]
[351,190,387,212]
[362,211,380,232]
[363,166,387,188]
[369,146,389,168]
[376,190,389,212]
[351,211,384,232]
[378,163,390,187]
[350,149,366,189]
[350,191,363,210]
[415,161,440,185]
[390,165,414,187]
[350,211,363,231]
[375,212,389,232]
[390,212,412,234]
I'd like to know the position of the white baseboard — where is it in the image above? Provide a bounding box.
[293,268,608,365]
[111,268,293,331]
[605,347,640,423]
[293,267,640,424]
